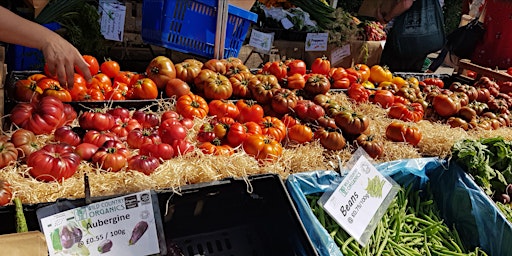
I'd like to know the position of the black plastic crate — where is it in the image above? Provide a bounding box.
[158,174,319,256]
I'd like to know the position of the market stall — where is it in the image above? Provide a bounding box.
[2,0,512,255]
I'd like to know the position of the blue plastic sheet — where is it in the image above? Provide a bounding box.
[286,157,512,256]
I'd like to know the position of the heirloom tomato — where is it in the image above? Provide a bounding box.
[285,59,307,76]
[285,73,306,90]
[304,74,330,96]
[170,139,195,157]
[369,89,394,108]
[203,59,227,74]
[311,56,330,75]
[132,110,160,129]
[130,78,158,100]
[92,140,130,172]
[10,95,66,135]
[27,143,80,182]
[229,71,258,99]
[334,111,370,135]
[385,121,422,146]
[431,94,461,118]
[287,124,313,144]
[83,130,118,147]
[158,119,188,144]
[388,102,425,122]
[198,140,234,156]
[294,100,325,122]
[110,118,142,138]
[226,121,262,147]
[165,78,191,98]
[75,142,99,161]
[209,99,240,119]
[53,125,82,146]
[262,61,287,82]
[259,116,287,142]
[0,141,18,169]
[242,134,283,163]
[79,110,115,131]
[126,128,162,149]
[236,99,264,123]
[146,56,176,89]
[128,155,160,175]
[14,79,42,102]
[354,64,371,82]
[174,61,201,84]
[314,128,346,150]
[369,65,392,84]
[10,128,38,159]
[139,143,174,162]
[355,134,384,159]
[176,94,209,119]
[271,88,299,115]
[347,83,371,103]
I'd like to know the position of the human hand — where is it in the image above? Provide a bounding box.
[41,36,92,88]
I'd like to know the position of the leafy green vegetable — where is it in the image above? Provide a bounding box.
[452,137,512,196]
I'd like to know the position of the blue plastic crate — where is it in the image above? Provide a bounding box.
[6,22,61,72]
[141,0,257,59]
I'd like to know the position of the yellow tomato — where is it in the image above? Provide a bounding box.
[362,80,375,89]
[407,76,419,87]
[391,76,407,89]
[369,65,392,84]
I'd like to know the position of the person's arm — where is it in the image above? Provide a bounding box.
[377,0,415,24]
[0,6,91,87]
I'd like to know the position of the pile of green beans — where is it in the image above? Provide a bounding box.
[307,185,488,256]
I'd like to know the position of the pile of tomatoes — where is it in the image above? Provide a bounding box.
[4,53,512,207]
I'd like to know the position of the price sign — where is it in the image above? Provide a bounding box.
[305,33,328,51]
[249,29,274,54]
[38,190,164,256]
[322,156,399,246]
[99,1,126,42]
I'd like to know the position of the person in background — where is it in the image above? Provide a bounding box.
[377,0,445,72]
[0,6,91,87]
[469,0,512,70]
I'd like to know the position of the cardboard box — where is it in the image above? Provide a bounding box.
[0,231,47,256]
[306,40,385,68]
[228,0,256,11]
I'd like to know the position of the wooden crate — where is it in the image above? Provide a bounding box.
[457,59,512,82]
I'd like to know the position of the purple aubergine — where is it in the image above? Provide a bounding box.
[72,226,83,242]
[60,226,75,249]
[98,239,113,253]
[129,221,148,245]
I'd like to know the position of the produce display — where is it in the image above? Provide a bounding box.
[2,54,512,212]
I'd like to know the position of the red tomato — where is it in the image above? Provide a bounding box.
[388,102,425,122]
[236,99,264,123]
[128,154,160,175]
[170,139,195,157]
[27,143,81,182]
[132,110,160,129]
[126,128,162,149]
[286,59,307,76]
[76,55,100,77]
[0,181,12,206]
[347,83,371,103]
[208,99,240,119]
[100,59,121,78]
[53,125,82,146]
[92,140,130,172]
[370,89,395,108]
[139,143,174,162]
[311,56,331,75]
[10,96,66,135]
[507,67,512,76]
[293,100,325,122]
[78,110,115,131]
[158,119,188,144]
[83,130,118,147]
[75,142,99,161]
